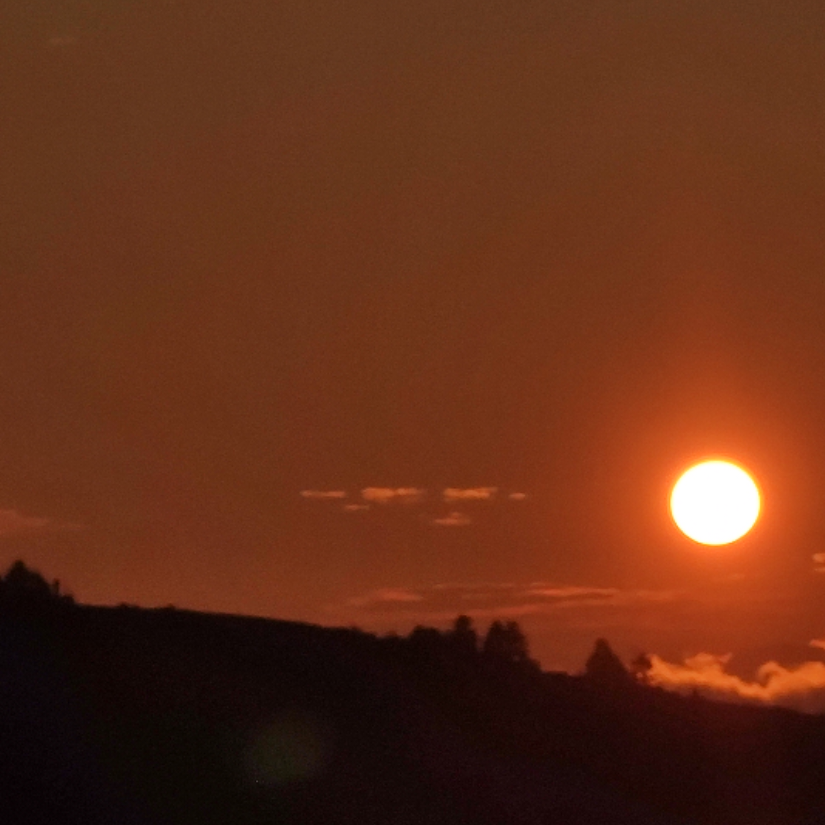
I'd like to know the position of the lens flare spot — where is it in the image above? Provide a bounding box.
[244,708,331,788]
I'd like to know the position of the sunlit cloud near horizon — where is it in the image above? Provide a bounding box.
[646,647,825,714]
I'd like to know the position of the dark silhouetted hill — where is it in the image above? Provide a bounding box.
[2,564,825,825]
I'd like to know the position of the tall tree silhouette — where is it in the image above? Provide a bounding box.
[584,638,631,685]
[448,615,478,659]
[408,625,444,661]
[482,620,530,665]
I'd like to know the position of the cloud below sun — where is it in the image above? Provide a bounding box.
[361,487,426,505]
[431,511,473,527]
[334,581,676,622]
[442,487,497,502]
[299,486,527,524]
[646,648,825,714]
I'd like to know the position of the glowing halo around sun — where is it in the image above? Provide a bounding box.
[670,460,761,545]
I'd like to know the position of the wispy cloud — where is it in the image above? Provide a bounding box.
[300,490,347,500]
[347,588,424,608]
[525,585,620,600]
[431,511,472,527]
[361,487,426,505]
[0,509,82,537]
[647,652,825,713]
[442,487,497,502]
[335,581,677,621]
[813,553,825,573]
[47,35,78,48]
[299,486,528,515]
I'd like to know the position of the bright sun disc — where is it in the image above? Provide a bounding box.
[670,460,760,545]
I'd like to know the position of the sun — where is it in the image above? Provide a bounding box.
[670,460,760,545]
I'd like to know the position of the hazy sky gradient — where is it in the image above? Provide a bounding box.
[4,0,825,670]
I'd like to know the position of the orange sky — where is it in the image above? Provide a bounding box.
[4,0,825,679]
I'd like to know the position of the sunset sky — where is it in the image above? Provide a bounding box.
[5,0,825,700]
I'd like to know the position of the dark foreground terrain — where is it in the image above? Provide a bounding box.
[3,581,825,824]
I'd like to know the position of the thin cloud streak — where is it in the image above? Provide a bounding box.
[47,35,78,48]
[431,511,472,527]
[361,487,426,505]
[525,586,620,599]
[442,487,497,502]
[298,486,527,517]
[0,509,82,537]
[347,588,424,607]
[336,582,678,620]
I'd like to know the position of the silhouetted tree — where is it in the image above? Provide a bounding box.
[3,559,51,597]
[408,625,444,660]
[447,614,478,658]
[584,638,631,686]
[482,620,530,665]
[482,620,505,658]
[0,560,73,609]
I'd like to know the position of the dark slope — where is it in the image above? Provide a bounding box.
[2,603,825,825]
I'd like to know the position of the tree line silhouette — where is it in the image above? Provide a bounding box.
[3,559,825,825]
[0,560,631,682]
